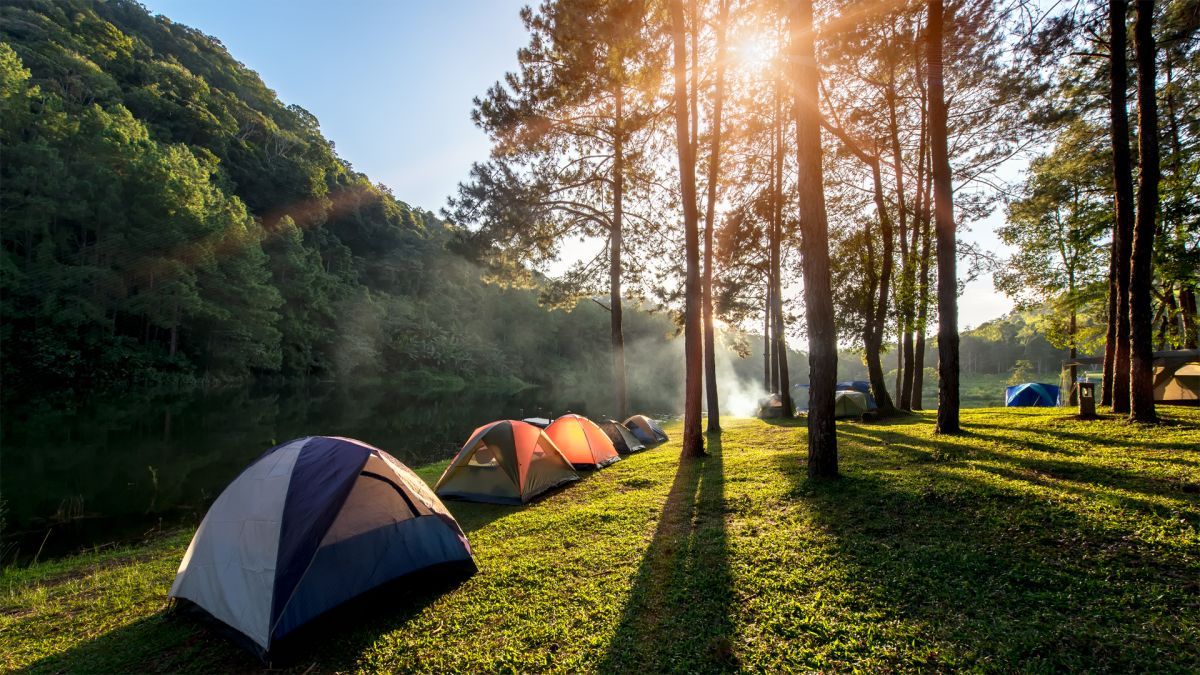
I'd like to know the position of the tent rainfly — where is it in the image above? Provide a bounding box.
[169,436,475,659]
[545,414,621,469]
[436,420,579,504]
[1005,382,1060,407]
[833,390,870,418]
[599,419,646,454]
[624,415,669,444]
[836,381,878,410]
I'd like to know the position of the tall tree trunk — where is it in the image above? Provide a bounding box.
[772,92,794,417]
[702,0,730,433]
[1069,306,1079,405]
[1155,288,1172,350]
[894,334,904,399]
[886,75,914,411]
[611,86,629,420]
[1180,285,1198,348]
[1129,0,1158,423]
[1107,0,1136,413]
[669,0,704,457]
[822,117,898,415]
[928,0,960,433]
[791,0,838,477]
[764,281,773,390]
[769,118,782,396]
[1102,242,1118,405]
[867,160,897,414]
[912,153,934,410]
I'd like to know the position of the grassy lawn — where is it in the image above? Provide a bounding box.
[3,408,1198,672]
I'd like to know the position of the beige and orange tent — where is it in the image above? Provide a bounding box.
[545,414,621,469]
[435,420,579,504]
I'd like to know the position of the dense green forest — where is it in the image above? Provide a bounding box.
[0,0,1165,414]
[0,0,700,403]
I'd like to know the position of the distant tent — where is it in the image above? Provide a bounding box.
[436,421,579,504]
[522,417,551,428]
[833,390,870,418]
[599,420,646,454]
[1153,357,1200,404]
[1060,350,1199,404]
[170,436,475,659]
[545,414,621,469]
[836,381,878,410]
[624,415,669,444]
[1005,382,1060,407]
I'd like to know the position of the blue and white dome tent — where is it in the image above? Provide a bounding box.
[169,436,476,658]
[1005,382,1061,407]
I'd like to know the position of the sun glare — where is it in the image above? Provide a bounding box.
[731,32,777,72]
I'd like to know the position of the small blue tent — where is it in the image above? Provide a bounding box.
[170,436,475,658]
[836,381,878,410]
[1005,382,1060,407]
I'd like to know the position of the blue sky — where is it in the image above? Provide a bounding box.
[141,0,530,214]
[140,0,1014,329]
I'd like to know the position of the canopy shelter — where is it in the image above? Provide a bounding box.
[545,414,621,469]
[599,420,646,454]
[170,436,475,659]
[833,390,870,418]
[1006,382,1061,407]
[436,420,579,504]
[624,415,669,444]
[1060,349,1199,404]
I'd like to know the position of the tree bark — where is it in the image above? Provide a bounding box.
[764,280,773,390]
[772,90,794,417]
[791,0,838,477]
[1129,0,1158,423]
[1107,0,1136,414]
[702,0,730,433]
[1180,285,1198,348]
[928,0,960,433]
[870,158,897,415]
[669,0,705,457]
[912,151,933,410]
[611,85,629,420]
[819,121,897,416]
[886,73,914,411]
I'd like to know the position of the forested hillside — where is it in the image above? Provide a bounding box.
[0,0,682,401]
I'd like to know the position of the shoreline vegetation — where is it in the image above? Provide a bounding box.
[4,408,1197,673]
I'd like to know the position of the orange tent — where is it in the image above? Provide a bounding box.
[545,414,621,469]
[435,420,579,504]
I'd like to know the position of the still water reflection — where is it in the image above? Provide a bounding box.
[2,380,669,563]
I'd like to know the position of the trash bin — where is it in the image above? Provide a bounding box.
[1075,382,1096,418]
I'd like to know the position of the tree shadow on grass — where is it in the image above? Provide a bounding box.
[598,437,736,673]
[836,420,1200,505]
[23,561,475,673]
[771,429,1200,671]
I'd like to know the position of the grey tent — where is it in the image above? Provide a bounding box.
[833,390,869,418]
[624,415,668,444]
[599,420,646,454]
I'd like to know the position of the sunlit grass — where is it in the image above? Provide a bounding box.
[3,407,1198,672]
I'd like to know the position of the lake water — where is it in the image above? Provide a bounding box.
[2,379,670,563]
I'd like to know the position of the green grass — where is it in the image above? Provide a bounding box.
[3,408,1198,672]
